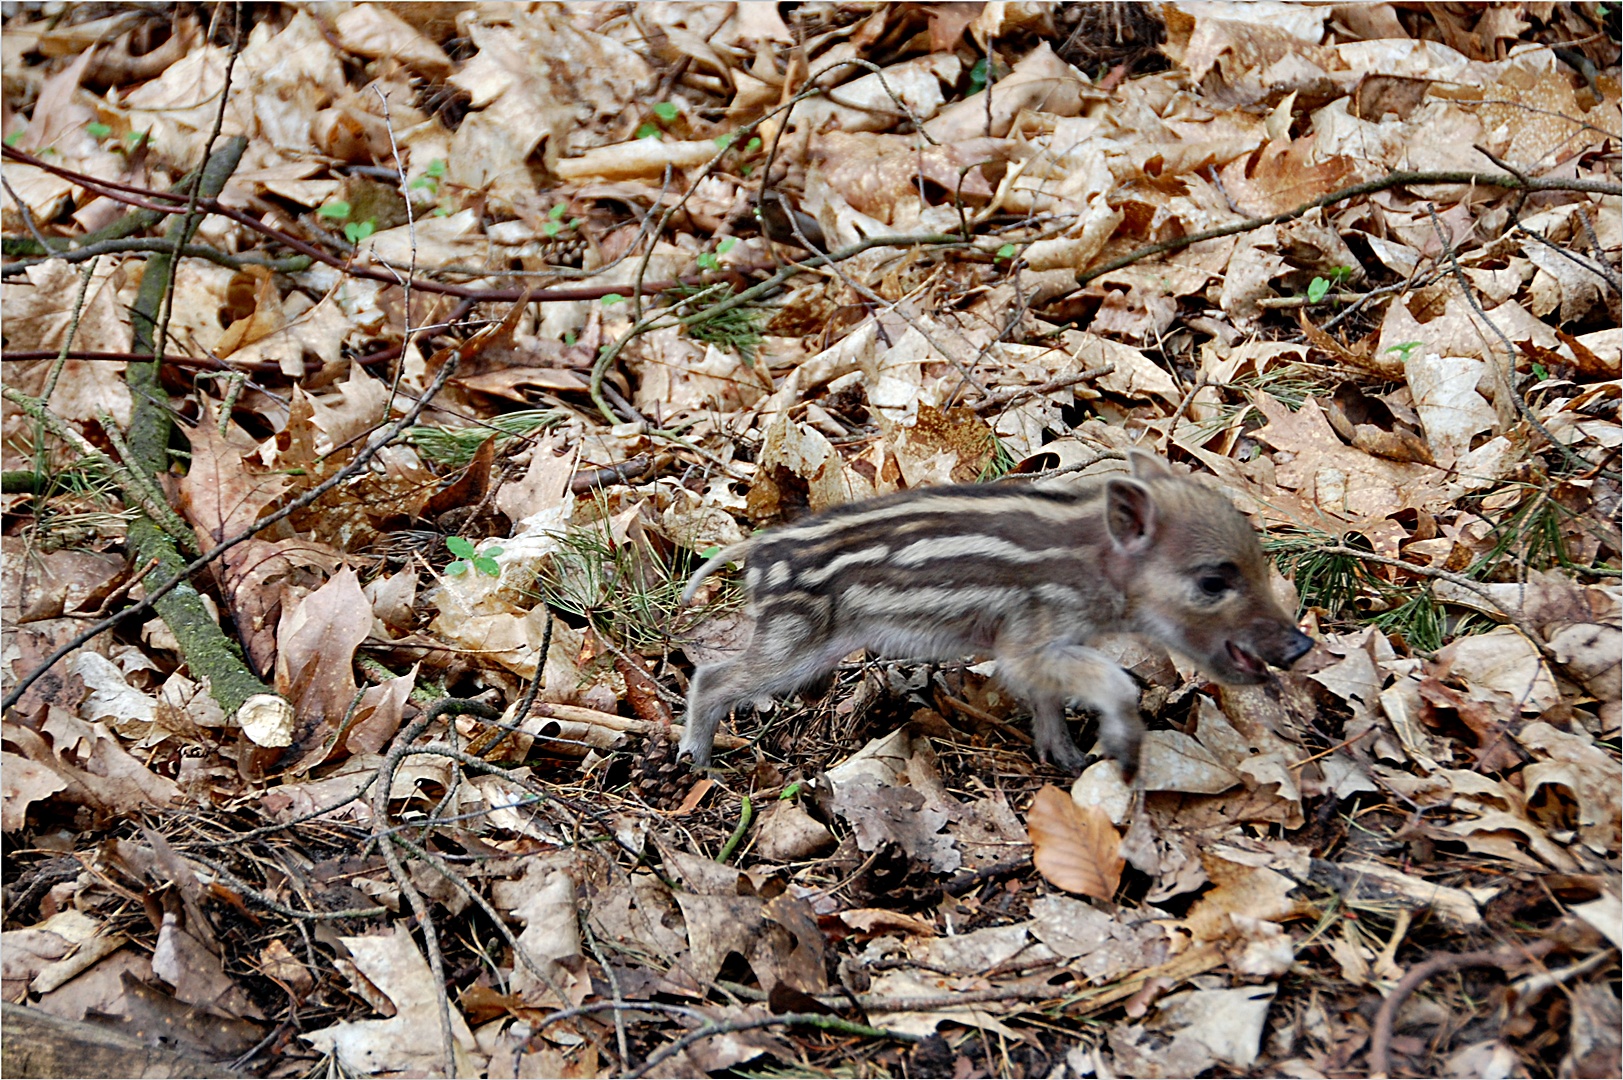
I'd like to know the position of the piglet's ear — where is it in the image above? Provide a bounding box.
[1105,477,1158,552]
[1126,448,1175,481]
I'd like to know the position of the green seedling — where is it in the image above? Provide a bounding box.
[410,158,446,193]
[696,236,737,271]
[446,535,502,578]
[1385,341,1423,363]
[969,57,991,94]
[541,203,581,237]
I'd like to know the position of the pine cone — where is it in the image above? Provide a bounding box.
[633,733,695,809]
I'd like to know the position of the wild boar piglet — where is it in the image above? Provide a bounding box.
[678,451,1312,780]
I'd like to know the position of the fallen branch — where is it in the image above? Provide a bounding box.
[970,363,1115,414]
[1,238,311,277]
[1318,544,1561,666]
[1073,169,1622,288]
[0,307,486,714]
[1367,938,1557,1078]
[118,131,283,723]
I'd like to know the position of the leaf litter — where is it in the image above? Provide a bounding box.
[1,4,1619,1078]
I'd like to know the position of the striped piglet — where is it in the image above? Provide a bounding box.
[678,452,1312,781]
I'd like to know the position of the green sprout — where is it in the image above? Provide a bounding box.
[543,204,581,237]
[695,236,737,271]
[969,57,991,94]
[446,535,502,578]
[409,158,446,192]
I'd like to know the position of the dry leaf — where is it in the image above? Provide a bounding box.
[1027,784,1124,901]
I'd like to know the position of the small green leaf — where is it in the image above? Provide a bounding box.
[473,555,501,577]
[1330,265,1353,283]
[1385,340,1423,362]
[549,203,566,219]
[717,237,736,255]
[745,136,762,153]
[635,122,661,140]
[1531,362,1551,381]
[425,158,446,177]
[568,217,581,228]
[446,536,476,558]
[343,220,375,244]
[602,293,625,306]
[653,101,679,122]
[484,546,504,559]
[697,251,718,270]
[563,330,577,346]
[409,175,437,190]
[125,130,149,145]
[996,243,1017,261]
[700,545,721,559]
[433,206,449,217]
[1307,276,1330,303]
[318,201,351,220]
[85,122,112,139]
[4,130,23,147]
[715,133,736,149]
[969,56,990,94]
[544,220,562,237]
[446,560,470,575]
[780,782,802,800]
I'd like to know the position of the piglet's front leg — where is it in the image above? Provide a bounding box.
[996,638,1145,782]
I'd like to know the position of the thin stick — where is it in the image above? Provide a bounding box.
[1071,170,1621,288]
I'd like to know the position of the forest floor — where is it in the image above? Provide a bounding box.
[2,4,1620,1078]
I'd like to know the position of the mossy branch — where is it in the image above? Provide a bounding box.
[119,134,275,718]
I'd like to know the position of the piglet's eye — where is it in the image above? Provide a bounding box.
[1201,565,1233,597]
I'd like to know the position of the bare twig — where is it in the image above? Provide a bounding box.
[1317,544,1558,663]
[1367,938,1557,1078]
[1071,170,1621,288]
[1424,204,1613,480]
[970,364,1114,414]
[627,1011,921,1079]
[0,237,311,276]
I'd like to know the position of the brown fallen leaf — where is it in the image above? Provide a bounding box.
[1026,784,1123,902]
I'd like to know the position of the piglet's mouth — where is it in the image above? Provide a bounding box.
[1225,640,1266,678]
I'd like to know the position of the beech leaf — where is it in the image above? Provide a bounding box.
[1026,785,1123,901]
